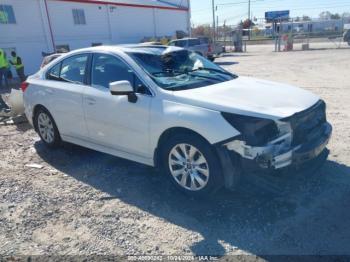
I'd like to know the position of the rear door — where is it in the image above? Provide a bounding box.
[44,53,90,139]
[82,53,152,157]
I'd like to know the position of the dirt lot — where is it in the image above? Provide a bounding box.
[1,44,350,258]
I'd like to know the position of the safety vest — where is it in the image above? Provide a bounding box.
[0,49,9,69]
[12,56,24,70]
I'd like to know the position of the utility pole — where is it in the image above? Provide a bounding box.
[248,0,251,40]
[217,15,219,38]
[212,0,216,43]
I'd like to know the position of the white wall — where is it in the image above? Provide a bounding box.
[47,0,112,49]
[1,0,190,75]
[0,0,51,75]
[154,8,188,36]
[108,5,156,43]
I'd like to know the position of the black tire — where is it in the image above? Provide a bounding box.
[208,57,215,62]
[161,133,224,197]
[34,107,61,148]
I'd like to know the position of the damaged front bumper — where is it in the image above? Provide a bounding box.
[224,122,332,170]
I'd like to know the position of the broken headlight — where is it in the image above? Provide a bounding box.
[221,112,279,146]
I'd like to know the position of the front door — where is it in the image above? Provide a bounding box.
[83,53,152,158]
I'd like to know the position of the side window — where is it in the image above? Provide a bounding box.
[188,39,200,46]
[175,40,186,47]
[60,54,88,84]
[168,41,176,46]
[91,54,150,95]
[47,63,61,80]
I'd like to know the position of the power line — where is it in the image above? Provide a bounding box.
[217,0,263,6]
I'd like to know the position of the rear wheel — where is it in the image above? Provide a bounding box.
[161,133,223,196]
[34,108,61,148]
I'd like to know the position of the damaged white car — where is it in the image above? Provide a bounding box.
[23,45,332,196]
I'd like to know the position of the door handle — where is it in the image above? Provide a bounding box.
[86,97,96,105]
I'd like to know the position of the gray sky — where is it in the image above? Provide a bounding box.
[190,0,350,26]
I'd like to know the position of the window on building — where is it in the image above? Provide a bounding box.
[0,5,16,24]
[72,9,86,25]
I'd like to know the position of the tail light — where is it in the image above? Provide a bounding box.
[20,81,29,92]
[208,44,213,53]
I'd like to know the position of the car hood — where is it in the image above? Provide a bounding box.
[171,76,320,119]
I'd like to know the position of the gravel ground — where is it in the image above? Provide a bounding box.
[1,44,350,258]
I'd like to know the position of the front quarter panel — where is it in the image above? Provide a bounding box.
[150,99,240,153]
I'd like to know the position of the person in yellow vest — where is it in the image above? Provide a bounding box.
[10,51,26,82]
[0,49,9,89]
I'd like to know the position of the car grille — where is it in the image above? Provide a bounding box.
[284,100,327,146]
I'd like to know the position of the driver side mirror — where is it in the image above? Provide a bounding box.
[109,80,138,103]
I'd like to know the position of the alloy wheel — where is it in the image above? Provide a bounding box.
[37,112,55,144]
[168,143,210,191]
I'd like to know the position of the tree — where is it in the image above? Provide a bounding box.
[319,11,341,20]
[330,13,341,19]
[241,19,255,29]
[319,11,332,20]
[191,24,212,38]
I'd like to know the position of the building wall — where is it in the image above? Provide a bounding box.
[1,0,189,75]
[0,0,50,75]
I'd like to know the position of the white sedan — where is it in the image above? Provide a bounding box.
[23,45,332,196]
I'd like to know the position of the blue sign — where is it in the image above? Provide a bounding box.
[265,10,290,22]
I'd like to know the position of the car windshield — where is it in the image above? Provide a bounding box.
[127,47,237,91]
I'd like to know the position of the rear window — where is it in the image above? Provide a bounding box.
[188,39,200,46]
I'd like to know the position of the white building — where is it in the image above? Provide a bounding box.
[1,0,190,75]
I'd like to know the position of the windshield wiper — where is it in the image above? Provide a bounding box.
[188,67,235,77]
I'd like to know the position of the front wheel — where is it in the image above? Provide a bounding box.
[161,133,224,197]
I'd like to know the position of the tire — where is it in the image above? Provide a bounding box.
[34,107,61,148]
[208,57,215,62]
[161,133,224,197]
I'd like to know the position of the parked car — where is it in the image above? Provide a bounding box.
[198,36,224,55]
[140,41,163,46]
[168,38,216,61]
[40,53,63,69]
[23,45,332,197]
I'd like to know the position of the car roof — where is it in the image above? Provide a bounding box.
[63,45,184,56]
[171,38,199,41]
